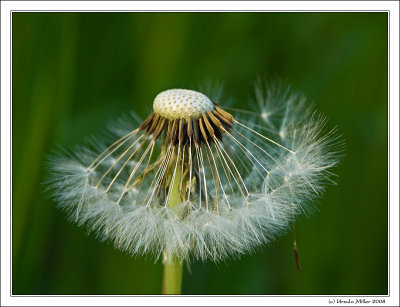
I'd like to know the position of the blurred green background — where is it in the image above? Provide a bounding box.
[12,12,388,295]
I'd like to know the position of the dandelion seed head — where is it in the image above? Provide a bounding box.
[48,82,342,263]
[153,89,214,120]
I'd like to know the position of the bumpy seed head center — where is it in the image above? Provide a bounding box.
[140,88,234,146]
[153,89,214,120]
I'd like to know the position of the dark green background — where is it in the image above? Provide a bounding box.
[12,12,388,295]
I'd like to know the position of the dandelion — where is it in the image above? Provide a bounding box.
[49,83,341,294]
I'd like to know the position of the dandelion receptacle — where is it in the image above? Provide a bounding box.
[49,84,341,294]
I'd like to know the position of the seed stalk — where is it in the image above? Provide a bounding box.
[161,150,184,295]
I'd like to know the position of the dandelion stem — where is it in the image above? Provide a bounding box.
[162,146,184,294]
[162,252,183,295]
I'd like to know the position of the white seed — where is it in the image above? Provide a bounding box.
[153,89,214,120]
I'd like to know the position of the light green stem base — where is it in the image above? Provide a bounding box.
[162,253,183,294]
[161,149,184,294]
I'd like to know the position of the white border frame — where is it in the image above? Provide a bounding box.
[1,1,399,306]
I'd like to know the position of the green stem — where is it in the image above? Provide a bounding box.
[162,253,183,294]
[161,151,184,295]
